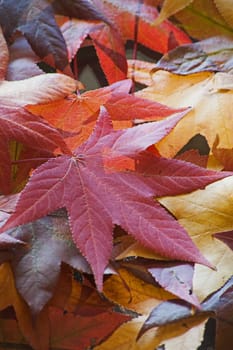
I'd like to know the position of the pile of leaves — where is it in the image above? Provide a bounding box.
[0,0,232,349]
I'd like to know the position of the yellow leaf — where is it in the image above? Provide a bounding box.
[160,176,233,301]
[103,268,172,312]
[116,241,170,261]
[96,310,208,350]
[214,0,233,28]
[0,263,44,349]
[96,313,165,350]
[175,0,233,39]
[162,318,207,350]
[153,0,194,25]
[137,70,233,157]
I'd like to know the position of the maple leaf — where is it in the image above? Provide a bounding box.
[98,0,191,53]
[58,0,191,83]
[0,27,77,193]
[1,108,229,291]
[27,78,186,149]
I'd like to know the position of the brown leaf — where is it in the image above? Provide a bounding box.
[155,36,233,75]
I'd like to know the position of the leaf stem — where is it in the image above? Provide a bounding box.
[11,158,52,165]
[131,0,144,93]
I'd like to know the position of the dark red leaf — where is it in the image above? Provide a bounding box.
[214,231,233,251]
[1,109,228,291]
[49,306,133,349]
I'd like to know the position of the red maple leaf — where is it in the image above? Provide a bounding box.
[27,79,186,149]
[0,109,228,290]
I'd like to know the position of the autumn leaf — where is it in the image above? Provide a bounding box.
[0,0,109,74]
[0,26,77,193]
[1,108,229,291]
[58,0,190,82]
[137,70,233,157]
[155,35,233,75]
[27,78,186,149]
[149,262,200,307]
[153,0,193,25]
[139,276,233,349]
[7,36,43,81]
[175,0,233,40]
[115,258,200,307]
[101,0,191,53]
[49,305,132,350]
[0,263,44,350]
[6,213,90,315]
[160,176,233,302]
[214,230,233,251]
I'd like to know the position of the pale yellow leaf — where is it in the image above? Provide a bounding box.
[137,70,233,157]
[153,0,194,25]
[127,59,156,86]
[160,176,233,301]
[214,0,233,28]
[0,26,77,107]
[163,318,207,350]
[0,74,77,106]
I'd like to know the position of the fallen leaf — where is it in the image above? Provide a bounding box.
[7,214,90,315]
[153,0,193,25]
[161,318,207,350]
[155,36,233,75]
[213,0,233,28]
[175,0,233,40]
[102,0,191,53]
[1,107,226,291]
[160,176,233,301]
[0,263,43,349]
[50,306,132,350]
[0,27,77,193]
[27,78,185,149]
[137,70,233,157]
[214,230,233,251]
[139,276,233,349]
[149,262,200,307]
[0,0,109,74]
[7,36,43,81]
